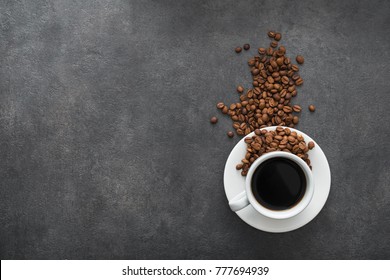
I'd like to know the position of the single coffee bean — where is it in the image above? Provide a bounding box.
[282,76,289,84]
[217,102,224,109]
[276,57,284,66]
[309,105,316,112]
[222,106,228,114]
[237,85,244,93]
[295,78,303,86]
[296,55,304,64]
[258,48,266,55]
[210,116,218,124]
[235,47,242,53]
[278,46,286,55]
[270,60,278,69]
[270,41,278,48]
[308,141,315,149]
[243,43,250,50]
[268,31,276,38]
[274,33,282,41]
[293,105,302,112]
[252,68,260,75]
[227,131,234,138]
[236,163,243,170]
[248,59,255,66]
[292,74,300,81]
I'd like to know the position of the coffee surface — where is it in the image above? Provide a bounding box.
[251,158,306,210]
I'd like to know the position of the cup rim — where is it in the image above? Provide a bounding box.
[245,151,314,220]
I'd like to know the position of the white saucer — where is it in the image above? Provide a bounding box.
[224,126,331,233]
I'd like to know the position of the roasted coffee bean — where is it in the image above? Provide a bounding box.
[235,47,242,53]
[252,68,260,75]
[266,47,274,56]
[293,105,302,112]
[214,31,310,139]
[237,127,312,175]
[210,116,218,124]
[296,55,304,64]
[291,64,299,72]
[309,105,316,112]
[295,78,303,86]
[268,31,276,38]
[258,48,266,55]
[227,131,234,138]
[292,74,300,81]
[222,106,228,114]
[282,76,289,84]
[278,46,286,55]
[276,57,284,66]
[243,43,250,50]
[308,141,315,149]
[270,41,278,48]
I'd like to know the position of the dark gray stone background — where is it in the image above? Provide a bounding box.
[1,0,389,260]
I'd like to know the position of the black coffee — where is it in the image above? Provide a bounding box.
[251,158,306,210]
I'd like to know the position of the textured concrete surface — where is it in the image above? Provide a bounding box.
[1,0,390,259]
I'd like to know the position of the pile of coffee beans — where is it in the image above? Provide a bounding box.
[236,127,315,176]
[215,31,314,137]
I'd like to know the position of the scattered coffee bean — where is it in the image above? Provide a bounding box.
[216,102,224,109]
[296,55,304,64]
[215,31,309,136]
[235,47,242,53]
[268,31,276,38]
[293,105,302,112]
[243,43,250,50]
[258,48,266,55]
[270,41,278,48]
[309,105,316,112]
[238,127,312,176]
[222,106,228,114]
[227,131,234,138]
[210,116,218,124]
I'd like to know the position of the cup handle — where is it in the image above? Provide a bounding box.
[229,191,249,212]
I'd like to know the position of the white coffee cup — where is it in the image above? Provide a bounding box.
[229,151,314,219]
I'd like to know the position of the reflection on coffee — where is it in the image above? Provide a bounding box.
[251,157,306,210]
